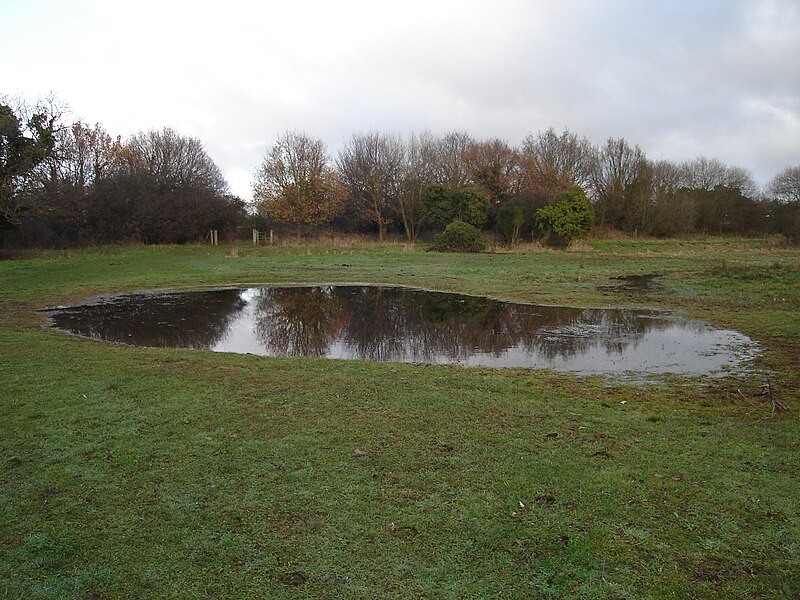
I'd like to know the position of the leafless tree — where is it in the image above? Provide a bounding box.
[96,128,235,243]
[24,121,122,234]
[337,131,406,241]
[592,137,649,230]
[434,131,474,190]
[124,128,227,193]
[768,165,800,203]
[521,127,596,191]
[53,122,120,189]
[678,156,757,198]
[463,138,520,205]
[673,157,759,233]
[647,159,695,236]
[398,131,440,241]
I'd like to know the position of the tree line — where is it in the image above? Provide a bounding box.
[1,97,245,247]
[254,130,800,243]
[3,95,799,248]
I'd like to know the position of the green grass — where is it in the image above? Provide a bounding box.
[1,237,798,598]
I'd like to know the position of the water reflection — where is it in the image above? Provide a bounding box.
[46,290,247,349]
[254,287,346,357]
[43,285,758,376]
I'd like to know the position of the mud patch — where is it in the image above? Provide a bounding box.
[598,273,665,294]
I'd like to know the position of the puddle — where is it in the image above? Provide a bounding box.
[41,285,759,376]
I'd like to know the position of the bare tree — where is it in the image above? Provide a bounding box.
[592,137,649,230]
[40,122,120,196]
[337,132,405,241]
[675,157,759,233]
[463,138,520,205]
[522,127,596,191]
[101,128,235,243]
[513,128,598,236]
[398,131,440,241]
[434,131,474,190]
[124,128,227,193]
[6,122,242,245]
[647,159,695,236]
[54,122,121,189]
[678,156,757,198]
[768,165,800,203]
[253,131,345,239]
[24,121,122,236]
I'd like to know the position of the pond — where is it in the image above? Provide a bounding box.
[42,285,759,377]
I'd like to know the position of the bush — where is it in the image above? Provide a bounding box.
[430,220,486,252]
[421,184,454,229]
[769,201,800,244]
[787,211,800,244]
[421,184,490,230]
[496,202,523,244]
[452,186,490,229]
[536,185,594,242]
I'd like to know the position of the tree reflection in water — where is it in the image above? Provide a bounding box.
[46,289,248,349]
[44,285,756,375]
[253,286,346,357]
[249,287,697,365]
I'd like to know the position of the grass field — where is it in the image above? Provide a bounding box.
[1,237,798,598]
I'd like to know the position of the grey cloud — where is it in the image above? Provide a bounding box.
[4,0,796,198]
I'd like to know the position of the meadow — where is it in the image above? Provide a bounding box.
[1,237,798,598]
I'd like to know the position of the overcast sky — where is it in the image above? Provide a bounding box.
[2,0,799,199]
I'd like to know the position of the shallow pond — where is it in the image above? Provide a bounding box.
[42,285,759,376]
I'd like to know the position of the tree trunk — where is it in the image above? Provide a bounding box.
[399,200,415,242]
[373,199,385,241]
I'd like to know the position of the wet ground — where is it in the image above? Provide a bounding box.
[41,285,759,377]
[597,273,665,294]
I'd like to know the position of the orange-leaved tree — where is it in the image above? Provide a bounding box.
[253,131,345,239]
